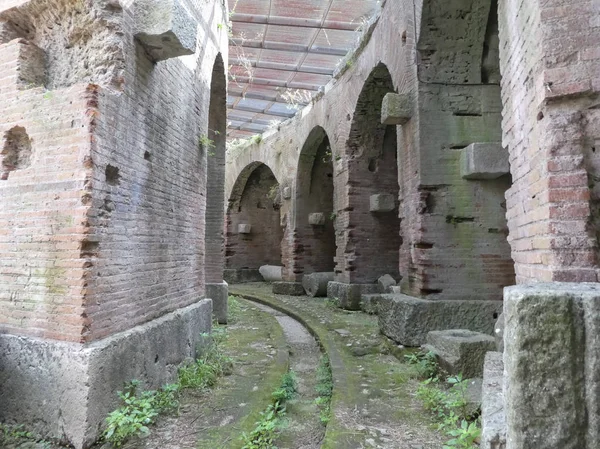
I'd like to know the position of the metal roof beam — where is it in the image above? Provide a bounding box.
[229,59,335,76]
[231,13,360,32]
[230,39,349,57]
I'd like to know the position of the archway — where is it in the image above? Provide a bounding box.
[343,63,402,284]
[225,163,283,282]
[292,126,336,279]
[204,53,227,286]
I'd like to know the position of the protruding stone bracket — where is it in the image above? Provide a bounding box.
[237,223,251,234]
[460,142,509,180]
[381,93,412,125]
[369,193,395,213]
[134,0,197,62]
[308,212,325,226]
[282,186,292,200]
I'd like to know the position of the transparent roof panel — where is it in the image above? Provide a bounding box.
[226,0,382,140]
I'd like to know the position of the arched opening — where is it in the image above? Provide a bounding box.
[204,53,227,285]
[343,63,402,284]
[1,126,32,180]
[292,126,336,278]
[412,0,514,300]
[225,163,283,282]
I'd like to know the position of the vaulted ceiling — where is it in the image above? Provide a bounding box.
[226,0,381,140]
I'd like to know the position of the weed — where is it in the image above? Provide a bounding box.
[103,381,179,447]
[251,134,262,145]
[404,350,439,379]
[0,423,52,448]
[103,329,231,446]
[241,371,297,448]
[198,134,215,156]
[314,356,333,425]
[412,354,481,449]
[228,295,243,323]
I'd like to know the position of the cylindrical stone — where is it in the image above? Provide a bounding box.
[259,265,283,282]
[302,272,335,297]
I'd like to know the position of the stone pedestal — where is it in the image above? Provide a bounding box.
[504,283,600,449]
[206,281,228,324]
[327,281,379,310]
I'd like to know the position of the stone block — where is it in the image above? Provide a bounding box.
[377,274,397,293]
[259,265,283,282]
[0,299,212,449]
[460,142,509,180]
[302,272,335,297]
[369,193,395,212]
[223,268,263,284]
[504,283,600,449]
[272,281,305,296]
[375,293,502,347]
[206,281,228,324]
[327,281,379,310]
[282,186,292,199]
[481,352,506,449]
[134,0,197,62]
[424,329,496,378]
[494,312,504,353]
[238,223,251,234]
[381,93,412,125]
[308,212,325,226]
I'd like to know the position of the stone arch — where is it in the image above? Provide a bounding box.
[291,126,336,278]
[342,63,402,284]
[225,162,283,282]
[204,53,227,285]
[411,0,515,300]
[1,126,32,180]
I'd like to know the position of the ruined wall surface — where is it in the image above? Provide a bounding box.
[0,0,124,342]
[226,0,513,298]
[225,163,283,271]
[0,0,228,343]
[290,130,336,279]
[499,0,600,283]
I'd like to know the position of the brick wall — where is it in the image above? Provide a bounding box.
[500,0,600,282]
[0,0,228,342]
[226,163,283,271]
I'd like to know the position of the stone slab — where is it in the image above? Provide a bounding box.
[259,265,283,282]
[223,268,263,284]
[308,212,326,226]
[481,351,506,449]
[134,0,197,62]
[0,299,212,449]
[327,281,379,310]
[302,272,335,297]
[206,281,228,324]
[424,329,496,378]
[460,142,509,180]
[504,283,600,449]
[377,274,397,293]
[374,293,502,347]
[381,92,412,125]
[369,193,395,213]
[272,281,305,296]
[237,223,251,234]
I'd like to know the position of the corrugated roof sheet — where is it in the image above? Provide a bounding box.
[226,0,381,140]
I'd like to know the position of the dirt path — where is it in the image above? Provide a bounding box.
[231,283,446,449]
[250,302,325,449]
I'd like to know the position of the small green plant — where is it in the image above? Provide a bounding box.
[0,423,51,447]
[217,22,224,30]
[314,356,333,425]
[404,350,439,379]
[103,329,231,446]
[198,134,216,156]
[329,212,337,221]
[228,295,243,323]
[411,353,481,449]
[241,371,297,448]
[251,134,263,145]
[103,381,179,447]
